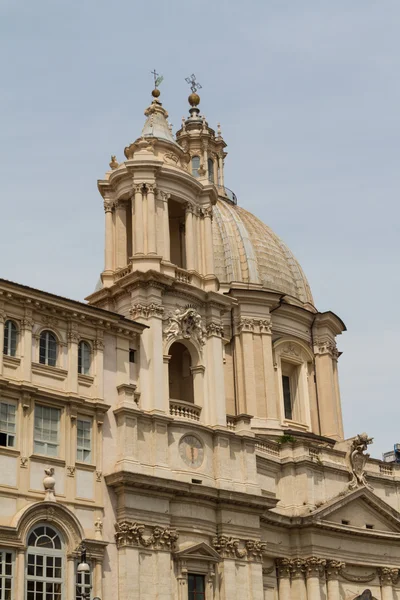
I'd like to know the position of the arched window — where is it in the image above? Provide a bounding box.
[39,331,57,367]
[168,342,194,403]
[26,525,63,600]
[78,341,91,375]
[207,158,214,183]
[191,156,200,178]
[3,320,17,357]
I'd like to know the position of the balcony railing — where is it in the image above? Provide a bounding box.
[216,185,237,205]
[170,399,201,421]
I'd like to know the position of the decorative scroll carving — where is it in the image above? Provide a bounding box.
[129,303,165,320]
[206,322,224,338]
[93,338,104,351]
[348,432,374,491]
[164,307,206,346]
[378,567,399,586]
[212,536,246,559]
[212,536,266,562]
[237,318,255,333]
[95,471,102,482]
[326,560,345,580]
[199,205,213,219]
[115,521,179,551]
[20,457,28,468]
[103,200,114,213]
[21,317,34,330]
[259,319,272,334]
[66,466,75,477]
[304,557,326,578]
[314,338,339,360]
[67,331,80,343]
[43,468,56,502]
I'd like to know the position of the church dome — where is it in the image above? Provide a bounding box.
[212,198,314,306]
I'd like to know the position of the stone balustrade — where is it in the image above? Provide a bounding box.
[169,399,201,421]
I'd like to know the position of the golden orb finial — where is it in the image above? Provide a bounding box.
[152,88,161,98]
[150,69,163,100]
[188,92,200,107]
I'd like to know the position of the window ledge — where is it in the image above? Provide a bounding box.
[283,419,309,432]
[78,373,94,386]
[32,362,68,380]
[75,461,96,472]
[30,454,66,467]
[0,446,20,458]
[3,355,21,367]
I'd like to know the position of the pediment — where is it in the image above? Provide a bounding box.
[305,488,400,533]
[174,542,221,562]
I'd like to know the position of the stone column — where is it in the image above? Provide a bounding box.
[237,318,257,416]
[276,558,292,600]
[67,329,79,395]
[314,340,344,440]
[160,191,170,261]
[291,559,307,600]
[21,315,33,383]
[379,568,397,600]
[305,558,325,600]
[67,556,75,600]
[104,199,114,272]
[260,319,279,424]
[115,200,127,268]
[185,203,195,271]
[0,309,4,375]
[205,323,226,425]
[94,558,103,599]
[218,154,224,187]
[326,560,344,600]
[134,184,144,254]
[146,183,157,254]
[213,156,218,186]
[203,206,215,276]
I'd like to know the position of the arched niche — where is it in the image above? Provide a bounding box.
[168,341,194,403]
[165,337,205,419]
[168,198,186,268]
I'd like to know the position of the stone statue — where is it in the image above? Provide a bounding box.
[348,432,374,490]
[355,590,374,600]
[164,307,206,346]
[43,467,56,502]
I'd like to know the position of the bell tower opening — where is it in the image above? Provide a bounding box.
[168,199,186,269]
[168,342,194,403]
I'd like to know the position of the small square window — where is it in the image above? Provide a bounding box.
[365,524,374,530]
[341,519,350,525]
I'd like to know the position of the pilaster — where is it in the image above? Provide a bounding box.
[146,183,157,255]
[115,200,128,268]
[134,184,144,254]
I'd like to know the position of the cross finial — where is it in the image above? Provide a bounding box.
[185,74,202,94]
[151,69,164,89]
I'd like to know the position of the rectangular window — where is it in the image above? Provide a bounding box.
[75,560,91,600]
[0,550,13,600]
[188,574,205,600]
[76,418,92,463]
[34,405,60,457]
[282,375,292,420]
[129,349,136,363]
[0,402,16,448]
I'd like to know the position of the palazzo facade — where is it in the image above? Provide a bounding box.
[0,85,399,600]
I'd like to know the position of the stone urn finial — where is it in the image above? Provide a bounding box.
[43,467,56,502]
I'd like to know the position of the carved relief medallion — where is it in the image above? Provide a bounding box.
[179,434,204,468]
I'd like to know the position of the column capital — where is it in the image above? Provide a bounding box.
[103,200,114,213]
[379,567,399,586]
[185,201,195,214]
[304,557,326,578]
[326,560,345,580]
[290,558,305,579]
[21,317,34,331]
[199,205,213,219]
[134,183,144,194]
[276,558,292,579]
[144,183,156,194]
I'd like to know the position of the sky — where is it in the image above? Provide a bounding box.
[0,1,399,458]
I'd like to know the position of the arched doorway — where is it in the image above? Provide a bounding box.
[168,342,194,403]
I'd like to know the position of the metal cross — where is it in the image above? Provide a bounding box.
[151,69,164,88]
[185,74,202,93]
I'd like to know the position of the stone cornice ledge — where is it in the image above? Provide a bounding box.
[105,471,278,511]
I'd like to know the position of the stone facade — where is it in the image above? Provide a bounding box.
[0,86,399,600]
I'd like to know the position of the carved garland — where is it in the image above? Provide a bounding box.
[115,521,179,551]
[130,303,165,320]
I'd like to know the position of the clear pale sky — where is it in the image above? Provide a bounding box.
[1,1,399,457]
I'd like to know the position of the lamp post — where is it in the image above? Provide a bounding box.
[76,545,101,600]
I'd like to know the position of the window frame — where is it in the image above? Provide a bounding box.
[207,158,214,183]
[39,330,58,367]
[191,156,200,178]
[26,525,64,600]
[75,558,92,600]
[33,405,61,457]
[0,549,14,600]
[76,417,92,464]
[0,400,17,449]
[188,573,206,600]
[77,341,91,376]
[3,319,18,357]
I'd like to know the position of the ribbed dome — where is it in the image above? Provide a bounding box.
[212,199,314,306]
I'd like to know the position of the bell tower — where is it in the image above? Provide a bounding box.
[87,78,231,428]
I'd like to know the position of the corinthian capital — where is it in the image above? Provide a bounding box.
[103,200,114,213]
[304,557,326,578]
[379,567,399,586]
[276,558,292,579]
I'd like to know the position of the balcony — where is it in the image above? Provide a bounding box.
[169,399,201,421]
[216,185,237,205]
